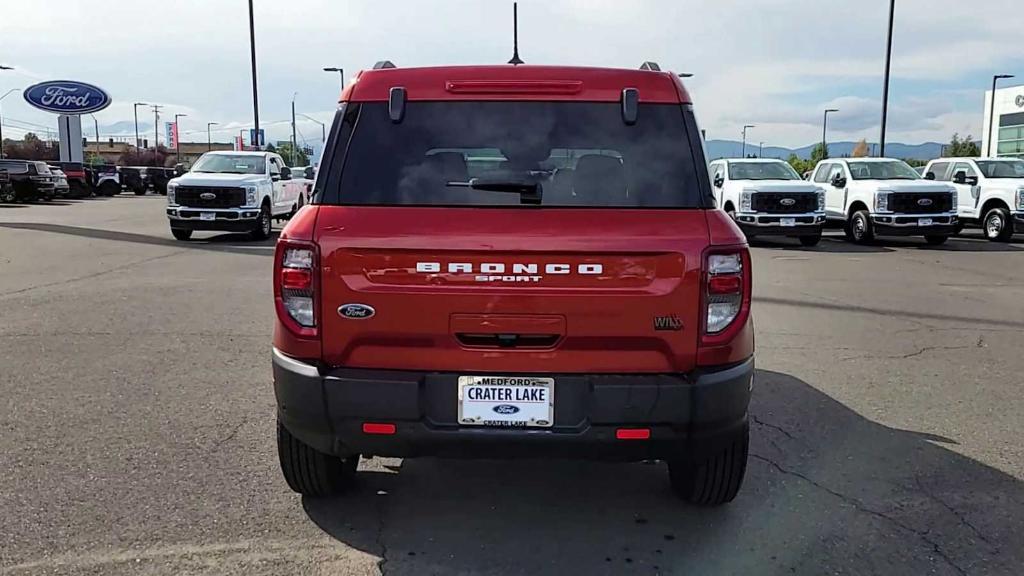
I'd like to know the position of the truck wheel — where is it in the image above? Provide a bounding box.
[171,228,193,241]
[278,421,358,497]
[99,181,119,197]
[133,186,147,196]
[668,421,748,506]
[0,188,14,203]
[849,210,874,244]
[798,233,821,247]
[983,207,1013,242]
[251,205,272,240]
[924,235,948,245]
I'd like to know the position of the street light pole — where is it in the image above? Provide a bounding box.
[822,108,839,159]
[133,102,147,149]
[741,125,755,157]
[174,113,187,164]
[299,114,325,143]
[322,67,345,92]
[207,122,218,151]
[759,142,764,157]
[987,74,1015,157]
[248,0,261,147]
[879,0,895,157]
[152,105,162,152]
[0,88,21,159]
[88,113,99,150]
[291,92,298,166]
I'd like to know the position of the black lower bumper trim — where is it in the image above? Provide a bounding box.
[872,223,958,237]
[739,224,823,237]
[169,219,257,232]
[273,350,753,461]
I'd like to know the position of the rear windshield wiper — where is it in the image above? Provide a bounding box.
[447,177,542,205]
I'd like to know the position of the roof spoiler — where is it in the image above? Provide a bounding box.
[373,60,397,70]
[639,61,661,71]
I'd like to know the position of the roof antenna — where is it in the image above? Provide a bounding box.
[508,2,524,65]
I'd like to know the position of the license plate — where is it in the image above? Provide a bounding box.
[458,376,554,428]
[780,217,796,227]
[200,212,216,221]
[918,218,933,226]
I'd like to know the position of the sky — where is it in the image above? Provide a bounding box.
[1,0,1021,149]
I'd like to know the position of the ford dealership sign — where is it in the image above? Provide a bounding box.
[23,80,111,114]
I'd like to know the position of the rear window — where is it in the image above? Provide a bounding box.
[328,102,703,208]
[0,160,29,174]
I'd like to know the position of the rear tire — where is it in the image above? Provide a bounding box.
[669,421,749,506]
[99,181,119,197]
[924,235,948,246]
[0,187,14,203]
[983,207,1013,242]
[798,233,821,247]
[251,204,272,240]
[278,421,358,497]
[171,228,193,241]
[849,210,874,244]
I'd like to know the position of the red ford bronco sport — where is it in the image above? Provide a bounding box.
[273,61,754,505]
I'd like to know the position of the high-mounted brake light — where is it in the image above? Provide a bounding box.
[275,242,318,333]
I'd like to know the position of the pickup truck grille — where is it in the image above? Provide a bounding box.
[175,186,245,209]
[890,192,952,214]
[751,192,817,214]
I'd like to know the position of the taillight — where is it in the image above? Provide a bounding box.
[275,240,318,333]
[704,252,744,334]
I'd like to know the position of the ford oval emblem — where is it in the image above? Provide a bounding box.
[200,192,216,200]
[23,80,112,114]
[493,404,520,415]
[780,198,796,206]
[917,198,933,206]
[338,303,375,319]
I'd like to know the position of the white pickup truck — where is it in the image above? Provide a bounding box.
[709,158,826,246]
[921,157,1024,242]
[810,158,959,245]
[166,151,305,241]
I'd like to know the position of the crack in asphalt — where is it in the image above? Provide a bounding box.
[0,249,189,299]
[375,471,396,576]
[751,453,968,576]
[914,475,995,548]
[750,414,795,440]
[839,342,983,362]
[210,416,249,451]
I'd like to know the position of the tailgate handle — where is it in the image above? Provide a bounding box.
[456,333,561,349]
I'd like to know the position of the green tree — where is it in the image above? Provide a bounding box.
[945,133,980,157]
[275,142,309,167]
[810,142,828,163]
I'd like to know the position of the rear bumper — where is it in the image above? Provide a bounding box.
[273,349,753,461]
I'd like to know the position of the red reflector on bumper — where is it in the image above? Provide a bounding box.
[616,428,650,440]
[362,422,396,435]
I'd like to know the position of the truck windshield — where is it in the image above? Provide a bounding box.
[728,161,800,180]
[975,160,1024,178]
[191,154,266,175]
[847,160,920,180]
[330,102,703,208]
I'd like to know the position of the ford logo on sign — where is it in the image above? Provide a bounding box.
[338,303,375,319]
[493,404,520,415]
[779,198,796,206]
[23,80,112,114]
[918,198,933,207]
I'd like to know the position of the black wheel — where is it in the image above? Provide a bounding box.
[99,181,119,197]
[278,421,357,497]
[849,210,874,244]
[924,235,948,246]
[798,233,821,247]
[0,187,14,203]
[250,204,272,240]
[982,207,1013,242]
[171,228,193,241]
[133,186,146,196]
[668,421,749,506]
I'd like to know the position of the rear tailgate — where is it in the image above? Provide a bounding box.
[317,206,707,373]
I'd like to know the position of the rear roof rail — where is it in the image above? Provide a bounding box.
[372,60,397,70]
[639,61,661,71]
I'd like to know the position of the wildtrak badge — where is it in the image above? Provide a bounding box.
[416,261,603,283]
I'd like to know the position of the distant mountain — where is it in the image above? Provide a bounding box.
[706,140,948,161]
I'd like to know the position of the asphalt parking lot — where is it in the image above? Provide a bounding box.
[1,195,1022,576]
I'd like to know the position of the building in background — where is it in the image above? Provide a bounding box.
[982,84,1024,159]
